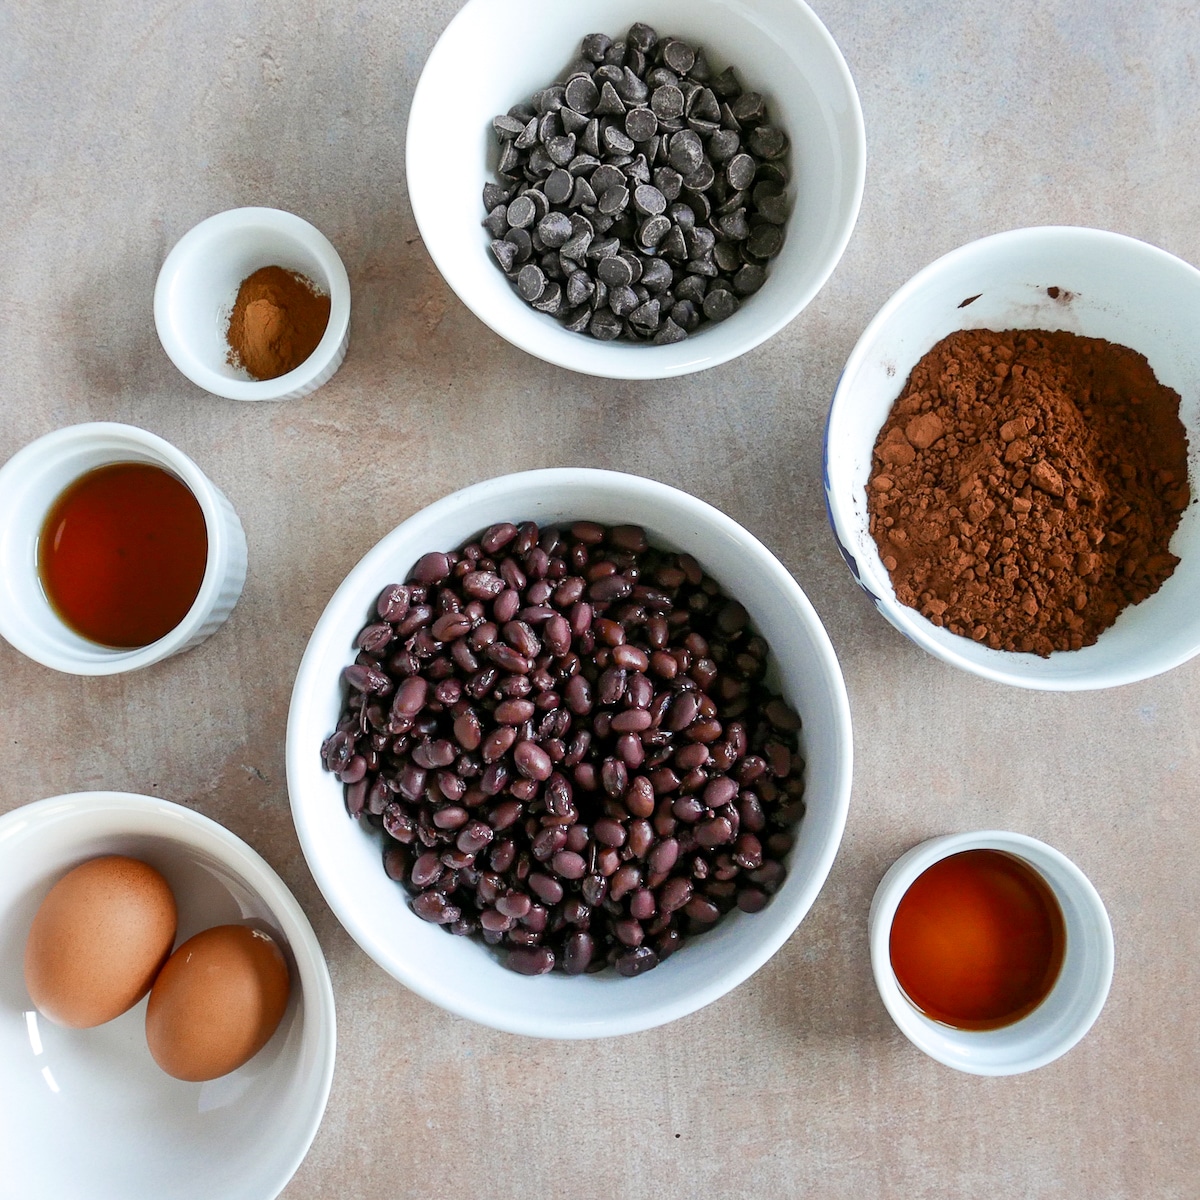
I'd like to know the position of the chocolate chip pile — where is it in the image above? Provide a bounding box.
[482,23,791,343]
[322,521,805,977]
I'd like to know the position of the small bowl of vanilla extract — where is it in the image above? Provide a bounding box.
[0,422,247,675]
[869,830,1114,1075]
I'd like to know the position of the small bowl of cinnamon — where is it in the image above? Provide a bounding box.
[154,207,351,401]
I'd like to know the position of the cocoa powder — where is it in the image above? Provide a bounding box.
[867,329,1190,656]
[226,265,331,381]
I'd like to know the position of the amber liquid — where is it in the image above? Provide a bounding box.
[38,462,208,649]
[889,849,1066,1030]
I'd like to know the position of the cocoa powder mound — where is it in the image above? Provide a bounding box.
[867,329,1190,656]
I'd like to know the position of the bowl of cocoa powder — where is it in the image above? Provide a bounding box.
[154,207,351,401]
[825,226,1200,689]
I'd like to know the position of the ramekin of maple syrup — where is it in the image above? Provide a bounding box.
[869,831,1113,1075]
[0,423,247,675]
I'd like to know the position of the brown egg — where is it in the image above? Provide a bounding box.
[145,924,291,1082]
[24,855,178,1028]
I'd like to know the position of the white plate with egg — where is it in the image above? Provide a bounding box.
[0,792,335,1200]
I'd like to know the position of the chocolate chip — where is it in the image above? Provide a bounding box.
[596,255,634,287]
[702,288,739,322]
[506,194,535,229]
[653,317,688,344]
[517,263,546,302]
[747,222,784,259]
[662,38,696,75]
[490,238,517,272]
[543,168,573,205]
[482,24,790,342]
[581,32,613,62]
[748,125,789,159]
[637,214,672,249]
[733,264,767,295]
[726,152,757,191]
[564,75,599,114]
[667,129,704,174]
[651,84,685,121]
[632,184,667,216]
[625,106,658,142]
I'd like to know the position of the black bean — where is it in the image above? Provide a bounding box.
[615,946,659,977]
[507,946,555,975]
[528,872,564,905]
[325,521,804,977]
[514,740,553,781]
[562,930,595,974]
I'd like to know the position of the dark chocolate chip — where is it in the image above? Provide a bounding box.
[702,288,739,321]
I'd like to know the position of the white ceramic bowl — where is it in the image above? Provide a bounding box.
[407,0,865,379]
[869,830,1114,1076]
[0,792,336,1200]
[0,422,247,675]
[154,207,351,401]
[825,226,1200,690]
[287,468,853,1037]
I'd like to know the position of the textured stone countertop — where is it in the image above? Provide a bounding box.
[2,2,1198,1197]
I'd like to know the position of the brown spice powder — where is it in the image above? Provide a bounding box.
[226,265,331,381]
[867,329,1190,656]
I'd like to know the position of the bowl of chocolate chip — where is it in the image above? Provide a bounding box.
[406,0,865,378]
[825,225,1200,690]
[286,468,852,1037]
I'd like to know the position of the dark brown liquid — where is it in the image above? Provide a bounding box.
[38,462,208,648]
[889,849,1066,1030]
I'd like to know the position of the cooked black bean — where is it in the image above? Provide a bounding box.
[324,521,804,977]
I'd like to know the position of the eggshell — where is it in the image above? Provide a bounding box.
[145,924,290,1082]
[23,855,178,1028]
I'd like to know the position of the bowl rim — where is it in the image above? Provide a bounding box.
[867,829,1114,1076]
[286,466,853,1036]
[0,790,337,1195]
[824,223,1200,691]
[153,206,351,402]
[405,0,866,380]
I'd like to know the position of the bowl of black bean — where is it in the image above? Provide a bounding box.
[406,0,865,378]
[286,468,852,1037]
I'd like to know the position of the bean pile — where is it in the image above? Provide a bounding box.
[482,23,791,343]
[322,521,805,977]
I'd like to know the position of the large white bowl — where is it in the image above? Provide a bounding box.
[406,0,865,379]
[287,468,853,1037]
[0,793,336,1200]
[825,226,1200,690]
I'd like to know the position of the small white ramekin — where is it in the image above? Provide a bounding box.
[869,831,1114,1076]
[0,422,247,675]
[154,207,351,402]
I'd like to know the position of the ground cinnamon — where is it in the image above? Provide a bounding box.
[226,266,330,381]
[867,329,1190,656]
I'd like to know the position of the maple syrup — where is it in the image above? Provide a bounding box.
[38,462,208,648]
[889,849,1066,1030]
